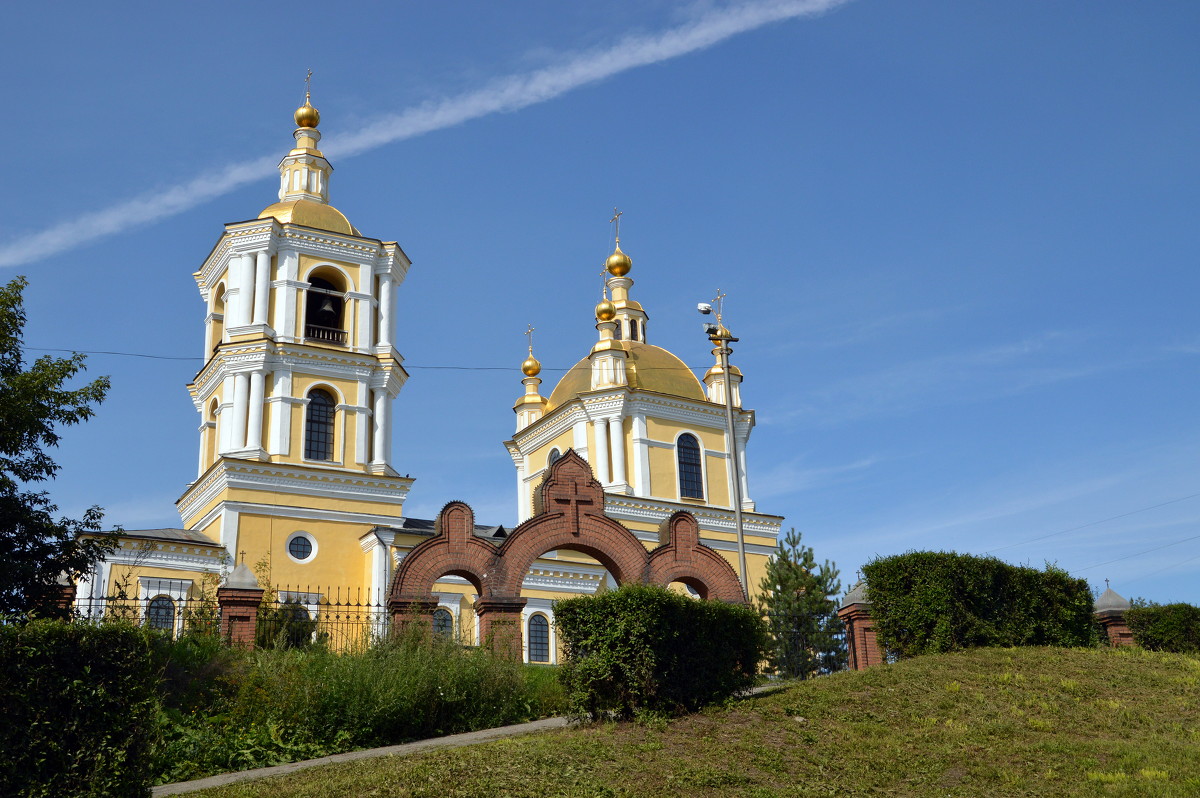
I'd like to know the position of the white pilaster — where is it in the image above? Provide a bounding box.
[355,381,370,465]
[235,252,255,327]
[372,390,387,468]
[218,375,236,453]
[355,294,372,352]
[593,418,610,485]
[267,369,292,455]
[274,249,300,342]
[572,419,589,461]
[610,416,627,489]
[631,413,650,497]
[515,459,528,523]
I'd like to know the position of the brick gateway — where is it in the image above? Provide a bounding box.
[387,451,745,654]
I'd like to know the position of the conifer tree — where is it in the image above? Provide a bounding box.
[757,528,845,678]
[0,276,115,615]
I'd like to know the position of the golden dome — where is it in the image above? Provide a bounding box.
[522,354,542,377]
[705,363,743,380]
[295,98,320,129]
[595,299,616,321]
[606,244,632,277]
[258,199,360,236]
[547,341,705,410]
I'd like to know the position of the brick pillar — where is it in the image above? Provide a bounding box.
[476,597,527,659]
[54,582,78,617]
[389,597,439,637]
[217,586,265,648]
[1096,609,1134,647]
[838,602,885,670]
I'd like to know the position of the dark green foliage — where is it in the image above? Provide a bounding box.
[255,600,320,649]
[757,528,845,678]
[555,583,767,719]
[0,276,115,616]
[1125,601,1200,653]
[0,619,159,797]
[862,551,1098,658]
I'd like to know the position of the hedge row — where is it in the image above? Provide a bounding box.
[0,619,158,798]
[861,551,1098,658]
[1125,602,1200,654]
[555,584,766,719]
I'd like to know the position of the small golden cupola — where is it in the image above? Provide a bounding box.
[258,75,360,236]
[514,325,548,431]
[601,210,648,346]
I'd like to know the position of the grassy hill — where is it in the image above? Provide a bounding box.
[193,646,1200,797]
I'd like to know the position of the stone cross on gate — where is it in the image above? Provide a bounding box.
[553,478,593,536]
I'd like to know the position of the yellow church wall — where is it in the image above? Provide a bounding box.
[235,512,367,588]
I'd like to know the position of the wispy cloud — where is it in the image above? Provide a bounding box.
[753,455,883,500]
[0,0,852,270]
[761,330,1126,427]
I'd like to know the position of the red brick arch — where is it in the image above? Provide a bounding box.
[648,511,746,602]
[388,450,747,654]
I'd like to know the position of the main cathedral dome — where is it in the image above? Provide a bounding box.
[546,340,705,410]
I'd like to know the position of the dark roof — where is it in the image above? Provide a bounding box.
[375,518,508,542]
[116,528,220,546]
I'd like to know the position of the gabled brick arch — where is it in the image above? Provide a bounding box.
[387,501,493,624]
[388,450,747,655]
[488,451,650,596]
[648,511,746,602]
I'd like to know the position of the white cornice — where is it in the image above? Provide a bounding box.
[602,494,782,541]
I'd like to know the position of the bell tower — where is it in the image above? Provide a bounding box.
[178,89,414,587]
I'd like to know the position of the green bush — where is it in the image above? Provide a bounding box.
[0,619,159,797]
[1125,602,1200,654]
[152,627,565,783]
[861,551,1098,659]
[555,584,766,719]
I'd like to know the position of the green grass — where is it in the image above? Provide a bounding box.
[190,646,1200,797]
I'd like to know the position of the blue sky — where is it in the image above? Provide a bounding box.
[2,1,1197,604]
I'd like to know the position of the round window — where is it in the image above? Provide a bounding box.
[286,533,315,562]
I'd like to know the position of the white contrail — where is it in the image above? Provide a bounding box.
[0,0,851,269]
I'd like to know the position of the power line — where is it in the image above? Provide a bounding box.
[1075,532,1200,574]
[982,492,1200,554]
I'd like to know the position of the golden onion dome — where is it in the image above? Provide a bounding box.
[606,243,632,277]
[595,299,617,321]
[294,98,320,129]
[258,199,360,235]
[547,341,705,410]
[521,354,542,377]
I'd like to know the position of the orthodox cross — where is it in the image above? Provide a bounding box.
[712,289,727,324]
[553,477,594,535]
[240,550,247,565]
[1105,577,1110,590]
[525,323,535,355]
[599,266,609,299]
[609,207,623,243]
[304,69,313,102]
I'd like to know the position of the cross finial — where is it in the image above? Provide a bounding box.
[609,207,623,243]
[525,323,535,354]
[240,549,247,565]
[1105,577,1110,589]
[304,69,313,102]
[712,289,727,323]
[599,266,609,299]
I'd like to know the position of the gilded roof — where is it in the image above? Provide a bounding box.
[546,340,705,410]
[259,198,360,236]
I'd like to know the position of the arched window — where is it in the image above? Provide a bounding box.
[629,319,640,342]
[147,596,175,633]
[547,448,562,467]
[305,389,336,461]
[305,276,346,344]
[528,614,550,663]
[433,608,454,638]
[677,433,704,500]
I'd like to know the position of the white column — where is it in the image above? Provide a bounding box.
[252,250,271,326]
[610,417,627,487]
[378,274,394,348]
[631,414,649,496]
[274,249,299,341]
[356,296,372,351]
[593,418,610,485]
[236,253,255,327]
[515,460,528,523]
[372,390,387,468]
[355,381,370,465]
[382,395,393,464]
[246,371,265,451]
[218,375,236,452]
[196,422,208,477]
[739,446,752,506]
[231,373,249,450]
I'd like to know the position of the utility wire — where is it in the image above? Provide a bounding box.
[1074,533,1200,574]
[982,492,1200,554]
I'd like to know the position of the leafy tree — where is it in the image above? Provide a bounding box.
[757,528,845,678]
[0,276,115,616]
